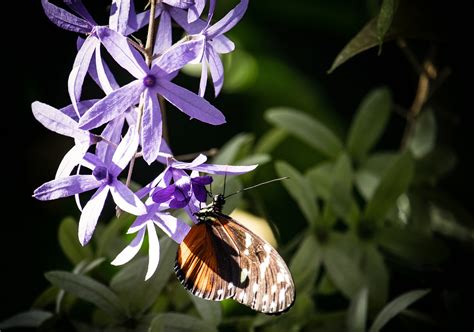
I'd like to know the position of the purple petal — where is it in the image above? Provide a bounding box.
[111,125,139,174]
[111,227,146,265]
[96,26,148,78]
[91,46,120,95]
[95,117,125,166]
[41,0,93,34]
[68,37,99,116]
[191,163,258,175]
[110,179,147,215]
[79,80,144,130]
[109,0,131,35]
[153,37,205,75]
[145,222,160,280]
[210,35,235,53]
[206,0,248,38]
[154,9,172,55]
[32,102,88,141]
[169,7,204,34]
[198,57,208,97]
[187,0,205,23]
[60,99,98,120]
[174,181,191,201]
[192,183,208,202]
[82,152,106,170]
[33,175,101,200]
[156,80,225,125]
[125,6,162,35]
[65,0,97,25]
[207,47,224,97]
[55,143,90,179]
[171,153,207,169]
[141,92,163,165]
[163,0,193,9]
[169,198,189,208]
[153,213,190,243]
[192,175,213,185]
[152,184,176,203]
[78,185,110,245]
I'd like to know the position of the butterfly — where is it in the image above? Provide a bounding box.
[174,193,295,314]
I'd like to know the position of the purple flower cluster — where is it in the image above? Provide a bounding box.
[33,0,253,279]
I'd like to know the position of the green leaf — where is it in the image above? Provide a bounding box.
[275,161,319,225]
[364,151,414,222]
[0,310,53,329]
[306,161,334,201]
[110,237,177,315]
[329,153,354,222]
[347,88,392,161]
[32,286,59,309]
[414,146,457,185]
[149,313,218,332]
[96,213,135,258]
[266,108,343,158]
[212,133,254,165]
[45,271,127,320]
[58,217,93,265]
[430,204,474,243]
[409,109,436,158]
[254,128,288,154]
[369,289,430,332]
[323,243,366,298]
[290,234,322,292]
[347,287,368,332]
[235,153,271,167]
[361,245,389,310]
[376,227,449,265]
[376,0,397,52]
[223,49,258,93]
[189,295,222,326]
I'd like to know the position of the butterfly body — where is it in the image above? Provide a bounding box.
[175,194,295,314]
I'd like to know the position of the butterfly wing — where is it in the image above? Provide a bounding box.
[175,212,295,314]
[175,220,243,300]
[213,213,295,314]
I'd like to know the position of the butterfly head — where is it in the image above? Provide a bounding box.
[212,194,225,213]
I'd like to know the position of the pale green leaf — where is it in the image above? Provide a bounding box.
[0,310,53,329]
[409,109,436,159]
[189,295,222,326]
[58,217,93,265]
[347,287,368,332]
[290,234,322,292]
[149,313,218,332]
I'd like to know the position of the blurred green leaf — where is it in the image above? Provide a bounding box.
[376,227,449,265]
[254,128,288,155]
[347,287,368,332]
[361,245,389,310]
[409,109,436,159]
[58,217,93,265]
[329,153,355,222]
[212,133,254,165]
[235,153,270,167]
[45,271,127,320]
[364,151,414,221]
[318,273,338,295]
[149,313,217,332]
[110,237,177,315]
[189,295,222,326]
[376,0,397,52]
[96,213,135,258]
[347,88,392,161]
[32,286,59,309]
[275,161,318,225]
[223,49,258,93]
[369,289,430,332]
[290,234,322,292]
[306,161,334,201]
[266,108,343,158]
[0,310,53,329]
[430,204,474,243]
[355,152,398,200]
[414,146,456,185]
[323,243,366,298]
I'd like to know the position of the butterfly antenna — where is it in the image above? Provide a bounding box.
[224,177,289,199]
[207,181,214,198]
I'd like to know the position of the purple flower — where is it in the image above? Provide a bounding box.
[146,153,257,220]
[32,101,97,179]
[78,27,225,164]
[111,201,190,280]
[33,126,146,245]
[170,0,248,97]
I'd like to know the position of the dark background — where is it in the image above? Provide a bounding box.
[3,0,472,322]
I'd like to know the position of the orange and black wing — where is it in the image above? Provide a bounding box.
[175,220,243,300]
[213,213,295,314]
[175,213,295,314]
